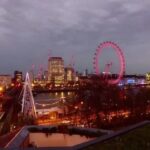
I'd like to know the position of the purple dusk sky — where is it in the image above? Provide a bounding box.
[0,0,150,75]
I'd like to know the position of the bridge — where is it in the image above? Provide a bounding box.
[33,88,78,94]
[22,73,67,119]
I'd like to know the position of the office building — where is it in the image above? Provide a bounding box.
[48,57,64,85]
[0,75,12,88]
[64,67,74,82]
[14,71,23,83]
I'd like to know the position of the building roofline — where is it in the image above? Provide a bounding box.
[49,57,63,60]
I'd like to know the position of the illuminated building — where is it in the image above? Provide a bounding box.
[48,57,64,85]
[0,75,12,89]
[146,73,150,81]
[14,71,22,83]
[119,74,145,85]
[64,67,74,82]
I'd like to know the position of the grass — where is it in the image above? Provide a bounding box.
[83,124,150,150]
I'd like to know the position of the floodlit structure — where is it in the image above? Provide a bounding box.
[21,72,37,118]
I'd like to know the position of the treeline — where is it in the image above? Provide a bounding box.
[72,80,150,129]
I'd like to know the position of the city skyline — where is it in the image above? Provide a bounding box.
[0,0,150,74]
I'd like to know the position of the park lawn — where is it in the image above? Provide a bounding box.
[84,124,150,150]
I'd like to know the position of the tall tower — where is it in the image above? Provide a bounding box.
[22,72,37,118]
[48,57,64,85]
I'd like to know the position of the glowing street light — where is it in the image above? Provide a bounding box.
[74,106,78,110]
[42,104,46,107]
[81,101,84,105]
[0,87,3,92]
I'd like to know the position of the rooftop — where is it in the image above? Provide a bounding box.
[48,57,63,61]
[0,128,20,148]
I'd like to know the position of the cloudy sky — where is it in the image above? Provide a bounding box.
[0,0,150,75]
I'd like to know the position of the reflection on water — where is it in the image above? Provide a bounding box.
[34,92,76,110]
[35,92,75,102]
[29,133,94,147]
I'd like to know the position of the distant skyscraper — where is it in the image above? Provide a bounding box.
[14,71,22,83]
[64,66,74,82]
[48,57,64,85]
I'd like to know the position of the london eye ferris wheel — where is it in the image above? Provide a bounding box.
[93,41,126,85]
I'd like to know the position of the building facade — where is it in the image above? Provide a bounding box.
[43,70,48,81]
[14,71,23,83]
[0,75,12,88]
[48,57,64,85]
[64,67,74,82]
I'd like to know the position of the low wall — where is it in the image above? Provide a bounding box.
[6,121,150,150]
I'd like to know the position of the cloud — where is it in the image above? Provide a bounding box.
[0,0,150,74]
